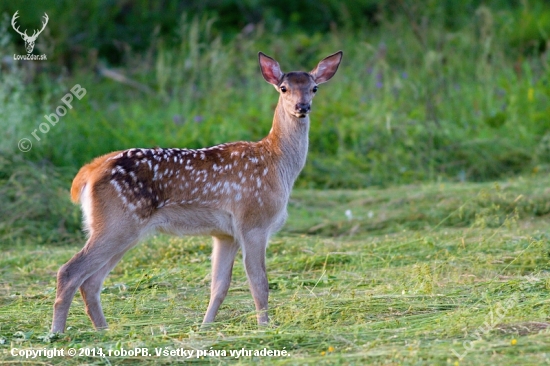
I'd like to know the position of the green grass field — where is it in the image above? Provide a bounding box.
[1,175,549,365]
[1,1,550,364]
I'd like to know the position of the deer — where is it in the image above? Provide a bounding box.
[51,50,343,333]
[11,11,49,54]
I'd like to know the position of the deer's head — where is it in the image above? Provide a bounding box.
[11,11,49,54]
[258,51,343,119]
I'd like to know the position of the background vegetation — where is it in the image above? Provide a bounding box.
[1,0,550,189]
[1,0,549,364]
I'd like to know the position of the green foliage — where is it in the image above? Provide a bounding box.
[3,3,550,188]
[508,1,550,54]
[1,0,550,241]
[0,154,82,245]
[0,14,35,154]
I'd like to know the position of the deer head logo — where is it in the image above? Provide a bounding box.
[11,11,49,54]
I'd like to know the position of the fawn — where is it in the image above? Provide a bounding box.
[51,51,343,333]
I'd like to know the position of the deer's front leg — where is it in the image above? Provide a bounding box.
[241,229,270,325]
[202,236,240,325]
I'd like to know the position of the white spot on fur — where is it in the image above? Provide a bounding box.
[120,194,128,205]
[111,180,123,194]
[223,181,230,192]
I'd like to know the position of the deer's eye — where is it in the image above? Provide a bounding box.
[313,86,318,93]
[280,86,287,93]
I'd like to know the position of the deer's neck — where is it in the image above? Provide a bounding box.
[262,100,310,190]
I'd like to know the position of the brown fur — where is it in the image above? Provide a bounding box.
[70,151,122,203]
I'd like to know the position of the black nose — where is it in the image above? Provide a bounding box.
[296,103,311,114]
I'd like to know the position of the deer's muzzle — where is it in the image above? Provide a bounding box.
[295,103,311,117]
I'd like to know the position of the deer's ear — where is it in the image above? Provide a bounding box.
[310,51,343,84]
[259,52,284,86]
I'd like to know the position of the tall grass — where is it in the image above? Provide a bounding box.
[1,5,549,189]
[0,14,35,154]
[0,3,550,246]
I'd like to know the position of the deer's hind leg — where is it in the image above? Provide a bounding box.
[52,215,142,332]
[78,245,136,329]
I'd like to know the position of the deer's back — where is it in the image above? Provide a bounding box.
[78,143,289,237]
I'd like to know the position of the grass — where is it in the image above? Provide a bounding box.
[1,175,549,364]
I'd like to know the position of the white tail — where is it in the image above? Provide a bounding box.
[51,51,343,333]
[11,11,49,54]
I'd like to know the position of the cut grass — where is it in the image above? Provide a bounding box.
[1,176,549,364]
